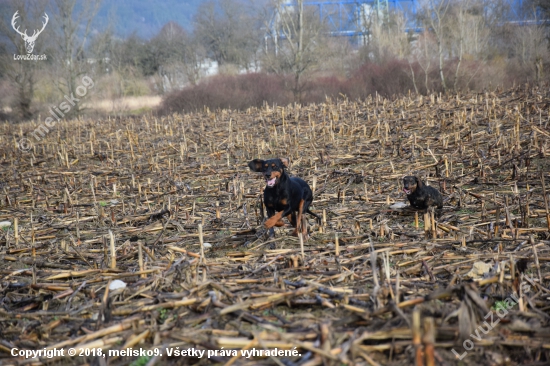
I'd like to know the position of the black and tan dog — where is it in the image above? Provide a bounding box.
[249,158,321,237]
[403,176,443,209]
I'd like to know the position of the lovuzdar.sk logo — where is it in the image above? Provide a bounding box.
[12,10,48,61]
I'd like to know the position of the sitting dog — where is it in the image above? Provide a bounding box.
[248,158,321,237]
[403,176,443,209]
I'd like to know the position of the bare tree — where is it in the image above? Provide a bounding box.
[450,0,469,91]
[510,23,549,82]
[194,0,261,71]
[0,0,48,120]
[447,0,496,91]
[263,0,329,101]
[49,0,100,114]
[407,31,438,94]
[415,0,499,92]
[508,1,550,83]
[152,22,207,90]
[418,0,451,92]
[366,10,410,64]
[179,36,207,86]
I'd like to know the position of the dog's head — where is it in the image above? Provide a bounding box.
[403,176,422,195]
[248,158,289,188]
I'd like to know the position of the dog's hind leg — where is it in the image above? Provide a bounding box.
[306,208,321,224]
[297,199,306,238]
[301,187,321,224]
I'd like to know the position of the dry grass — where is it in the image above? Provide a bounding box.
[0,85,549,366]
[91,96,162,114]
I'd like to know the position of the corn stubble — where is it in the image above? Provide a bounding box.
[0,86,549,365]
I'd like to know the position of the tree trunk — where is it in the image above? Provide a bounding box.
[438,40,447,93]
[294,0,304,102]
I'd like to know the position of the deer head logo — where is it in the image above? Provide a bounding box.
[11,11,49,54]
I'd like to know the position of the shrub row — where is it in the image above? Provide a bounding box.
[158,58,547,114]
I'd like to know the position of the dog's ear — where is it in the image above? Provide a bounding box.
[415,176,423,188]
[248,159,264,172]
[279,158,290,167]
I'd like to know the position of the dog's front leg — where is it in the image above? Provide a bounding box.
[265,210,285,229]
[265,205,293,228]
[264,206,277,237]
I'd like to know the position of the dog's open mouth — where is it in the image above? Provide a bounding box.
[266,177,277,187]
[403,188,412,195]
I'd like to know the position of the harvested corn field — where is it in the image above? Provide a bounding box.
[1,86,550,366]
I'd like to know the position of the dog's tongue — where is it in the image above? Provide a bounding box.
[403,188,411,195]
[266,178,276,187]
